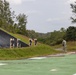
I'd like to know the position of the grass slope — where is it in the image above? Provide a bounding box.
[0,44,61,60]
[0,29,61,60]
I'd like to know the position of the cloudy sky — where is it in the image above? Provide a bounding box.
[6,0,76,33]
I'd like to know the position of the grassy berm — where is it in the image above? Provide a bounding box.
[0,29,61,60]
[0,44,61,60]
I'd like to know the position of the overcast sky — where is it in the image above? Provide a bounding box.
[6,0,76,33]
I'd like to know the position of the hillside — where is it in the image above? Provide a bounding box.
[0,28,62,60]
[0,29,76,60]
[0,44,61,60]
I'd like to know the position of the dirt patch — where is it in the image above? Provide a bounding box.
[47,52,76,57]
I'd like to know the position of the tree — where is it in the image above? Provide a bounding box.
[0,0,14,31]
[16,13,27,35]
[70,2,76,23]
[60,27,66,32]
[27,30,38,39]
[0,0,28,35]
[49,30,65,45]
[65,2,76,41]
[3,0,14,25]
[66,26,76,41]
[0,0,3,27]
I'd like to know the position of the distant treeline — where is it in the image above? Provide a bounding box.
[40,26,76,45]
[27,26,76,46]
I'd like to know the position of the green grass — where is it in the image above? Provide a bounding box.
[0,44,61,60]
[67,42,76,51]
[52,41,76,52]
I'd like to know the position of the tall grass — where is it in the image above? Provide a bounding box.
[67,41,76,51]
[52,41,76,52]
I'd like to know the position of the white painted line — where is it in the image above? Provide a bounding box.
[29,57,47,60]
[0,63,7,66]
[73,73,76,75]
[50,69,57,72]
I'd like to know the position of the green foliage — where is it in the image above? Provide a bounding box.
[70,2,76,41]
[66,26,76,41]
[70,2,76,23]
[0,0,15,33]
[49,30,66,45]
[38,28,66,46]
[38,38,46,44]
[27,30,38,39]
[16,14,27,35]
[0,0,28,35]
